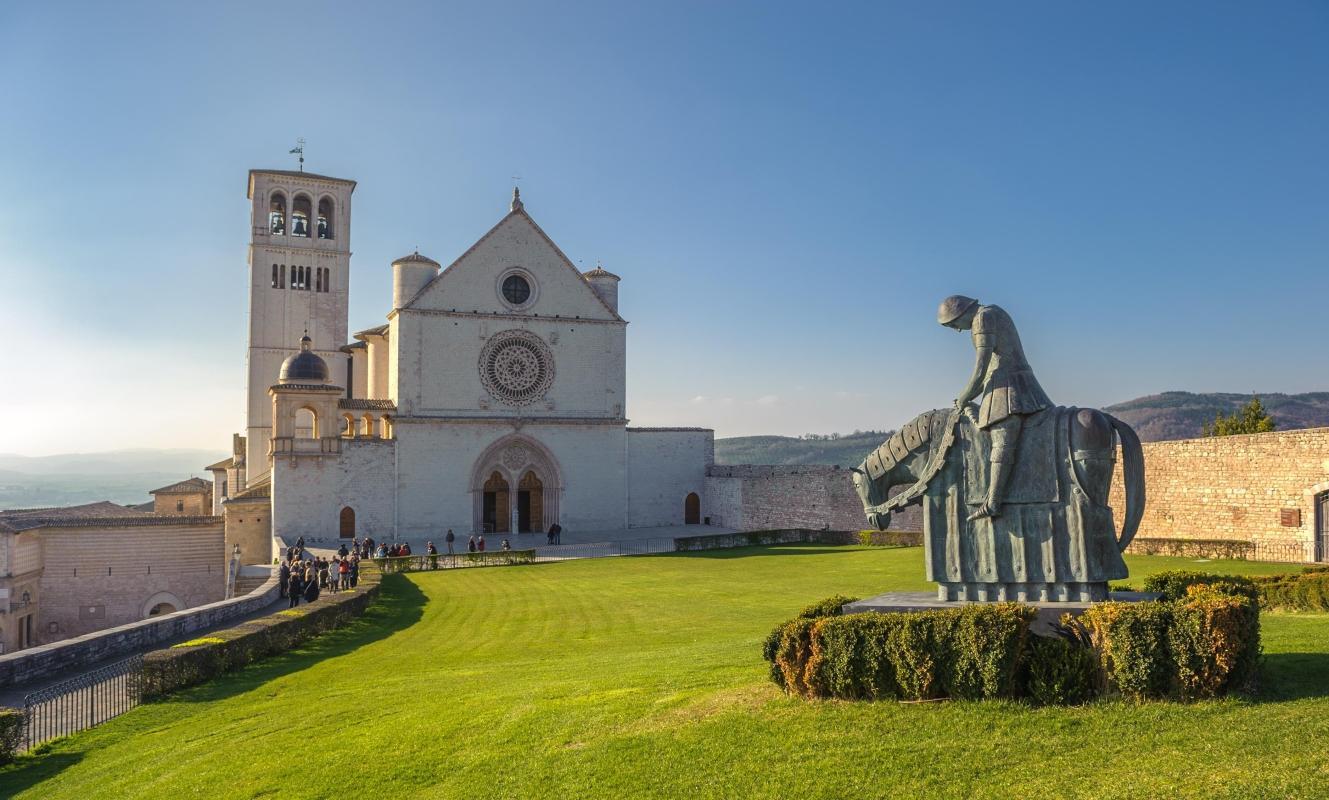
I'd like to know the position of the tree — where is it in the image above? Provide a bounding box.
[1201,395,1277,437]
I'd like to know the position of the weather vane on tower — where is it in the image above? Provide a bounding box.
[289,138,305,172]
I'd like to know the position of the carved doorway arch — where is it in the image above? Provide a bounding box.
[470,435,563,534]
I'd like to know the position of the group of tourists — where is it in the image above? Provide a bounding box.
[279,548,360,608]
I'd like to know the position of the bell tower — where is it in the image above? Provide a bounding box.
[244,168,355,481]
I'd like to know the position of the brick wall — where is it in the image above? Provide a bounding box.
[706,465,922,533]
[36,520,228,643]
[1108,427,1329,561]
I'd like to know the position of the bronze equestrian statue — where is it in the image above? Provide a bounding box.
[851,296,1145,603]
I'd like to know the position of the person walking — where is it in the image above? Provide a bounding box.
[287,569,303,608]
[339,557,351,589]
[349,555,359,588]
[279,558,290,599]
[468,535,477,553]
[329,558,341,593]
[445,529,455,554]
[477,534,487,552]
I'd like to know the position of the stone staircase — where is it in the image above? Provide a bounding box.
[233,565,274,597]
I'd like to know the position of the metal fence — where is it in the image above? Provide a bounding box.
[1251,540,1312,564]
[372,537,678,573]
[22,655,142,751]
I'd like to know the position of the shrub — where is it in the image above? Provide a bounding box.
[1256,572,1329,612]
[798,594,859,619]
[142,570,381,697]
[0,708,24,766]
[171,637,228,648]
[1079,600,1174,700]
[1142,571,1259,603]
[767,604,1034,702]
[1025,634,1097,706]
[1169,586,1261,699]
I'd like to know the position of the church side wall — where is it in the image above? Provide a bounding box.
[271,441,397,543]
[36,521,226,644]
[626,429,713,527]
[1107,427,1329,561]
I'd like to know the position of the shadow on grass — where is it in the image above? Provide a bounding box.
[1254,652,1329,702]
[0,575,425,794]
[163,574,425,705]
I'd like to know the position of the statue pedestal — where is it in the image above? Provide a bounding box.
[842,591,1161,637]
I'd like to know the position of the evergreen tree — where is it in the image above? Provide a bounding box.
[1201,395,1277,437]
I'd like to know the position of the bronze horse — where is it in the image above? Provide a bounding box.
[851,405,1145,602]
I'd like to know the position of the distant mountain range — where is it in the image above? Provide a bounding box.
[0,449,225,510]
[1102,391,1329,442]
[713,391,1329,465]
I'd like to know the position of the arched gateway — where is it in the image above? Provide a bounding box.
[470,435,563,534]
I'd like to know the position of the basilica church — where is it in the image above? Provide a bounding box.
[211,169,713,559]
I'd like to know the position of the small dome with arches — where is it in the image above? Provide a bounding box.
[279,334,329,383]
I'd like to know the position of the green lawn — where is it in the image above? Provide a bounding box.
[4,546,1327,799]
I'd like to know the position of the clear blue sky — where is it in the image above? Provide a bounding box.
[1,1,1326,455]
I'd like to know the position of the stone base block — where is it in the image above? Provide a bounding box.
[935,581,1109,603]
[841,590,1161,636]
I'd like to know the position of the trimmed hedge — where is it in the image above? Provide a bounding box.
[1145,568,1329,612]
[0,708,23,765]
[375,550,537,573]
[768,602,1036,701]
[765,589,1262,705]
[141,569,382,697]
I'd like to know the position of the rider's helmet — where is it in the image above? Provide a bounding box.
[936,295,979,325]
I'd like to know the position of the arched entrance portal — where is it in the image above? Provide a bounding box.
[685,492,701,525]
[483,471,511,533]
[339,507,355,538]
[471,436,564,535]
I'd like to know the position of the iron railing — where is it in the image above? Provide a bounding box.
[1251,540,1313,564]
[22,655,143,751]
[371,537,678,573]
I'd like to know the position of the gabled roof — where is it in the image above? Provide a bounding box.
[149,477,212,495]
[0,501,143,533]
[205,457,234,471]
[402,201,624,322]
[225,478,271,504]
[353,324,389,340]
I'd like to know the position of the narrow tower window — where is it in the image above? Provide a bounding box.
[271,263,280,288]
[317,197,334,239]
[269,192,286,235]
[291,195,312,237]
[316,267,323,292]
[290,264,297,288]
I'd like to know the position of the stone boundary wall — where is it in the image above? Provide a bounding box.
[705,465,922,533]
[1108,427,1329,562]
[0,567,281,690]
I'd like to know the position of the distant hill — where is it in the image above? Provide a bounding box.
[715,432,891,467]
[1104,392,1329,442]
[0,449,225,510]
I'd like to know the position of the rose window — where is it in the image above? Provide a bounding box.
[479,330,554,405]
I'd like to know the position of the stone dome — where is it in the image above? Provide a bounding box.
[279,335,329,383]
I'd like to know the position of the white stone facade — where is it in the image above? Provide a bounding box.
[236,177,714,546]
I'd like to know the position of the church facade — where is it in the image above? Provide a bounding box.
[214,169,712,558]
